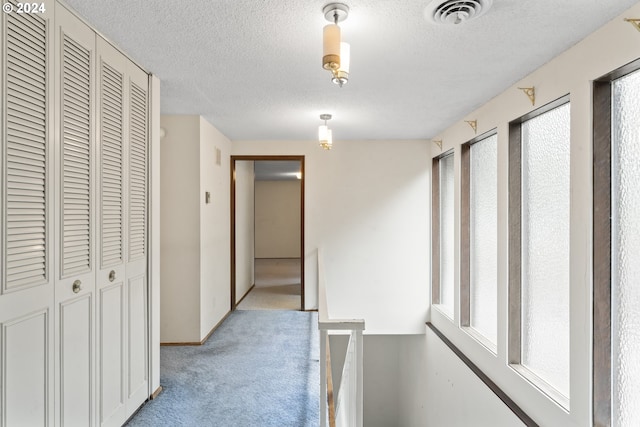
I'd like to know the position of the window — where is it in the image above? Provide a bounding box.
[509,98,571,403]
[461,133,498,348]
[594,62,640,427]
[610,67,640,426]
[432,151,454,318]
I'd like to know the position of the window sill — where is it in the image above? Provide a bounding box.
[461,326,497,355]
[432,303,454,321]
[509,363,570,412]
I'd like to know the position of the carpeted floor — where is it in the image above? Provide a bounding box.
[237,284,301,311]
[254,258,301,287]
[126,310,319,427]
[237,259,302,311]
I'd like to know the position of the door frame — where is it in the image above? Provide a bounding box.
[230,155,305,311]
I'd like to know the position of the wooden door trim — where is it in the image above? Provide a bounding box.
[230,155,306,311]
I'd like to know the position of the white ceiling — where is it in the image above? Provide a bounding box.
[63,0,638,141]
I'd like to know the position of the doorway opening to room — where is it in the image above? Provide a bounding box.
[230,156,305,311]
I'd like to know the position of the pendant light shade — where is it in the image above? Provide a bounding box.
[318,124,330,142]
[339,42,350,73]
[323,24,341,70]
[318,114,333,150]
[321,3,351,87]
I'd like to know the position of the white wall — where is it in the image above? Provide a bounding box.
[160,115,231,343]
[397,331,525,427]
[254,180,300,258]
[231,140,430,333]
[199,118,231,340]
[363,336,401,427]
[235,161,255,302]
[160,115,202,342]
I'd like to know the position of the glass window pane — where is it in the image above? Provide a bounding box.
[520,102,570,397]
[470,134,498,346]
[612,69,640,426]
[439,153,455,318]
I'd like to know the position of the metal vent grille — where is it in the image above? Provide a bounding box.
[425,0,493,25]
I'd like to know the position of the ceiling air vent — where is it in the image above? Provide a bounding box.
[424,0,493,25]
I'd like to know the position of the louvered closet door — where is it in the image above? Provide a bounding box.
[96,37,128,427]
[96,37,150,426]
[0,2,55,425]
[125,60,150,416]
[53,4,96,426]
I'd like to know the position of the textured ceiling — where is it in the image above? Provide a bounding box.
[64,0,638,141]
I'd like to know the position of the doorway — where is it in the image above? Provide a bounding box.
[230,155,305,311]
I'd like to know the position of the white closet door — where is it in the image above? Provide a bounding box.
[95,37,128,427]
[125,62,149,414]
[53,4,96,426]
[0,1,55,425]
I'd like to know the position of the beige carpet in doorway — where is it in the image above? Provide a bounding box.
[237,259,301,311]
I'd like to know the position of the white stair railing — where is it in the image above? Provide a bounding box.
[318,248,365,427]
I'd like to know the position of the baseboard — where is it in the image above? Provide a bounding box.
[236,284,255,306]
[304,308,318,312]
[160,341,202,346]
[160,311,232,346]
[150,386,163,400]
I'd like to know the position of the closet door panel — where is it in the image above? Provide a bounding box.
[127,273,147,402]
[98,281,125,426]
[96,37,127,427]
[0,1,55,425]
[125,64,149,411]
[2,309,50,426]
[54,4,96,426]
[59,295,93,426]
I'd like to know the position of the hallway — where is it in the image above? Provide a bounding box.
[2,1,639,425]
[126,258,314,426]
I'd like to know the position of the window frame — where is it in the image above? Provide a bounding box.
[432,149,454,316]
[508,95,571,407]
[592,58,640,427]
[460,130,498,351]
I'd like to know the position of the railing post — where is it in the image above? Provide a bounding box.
[320,329,328,427]
[355,329,364,427]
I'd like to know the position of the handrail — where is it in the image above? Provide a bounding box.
[318,248,364,427]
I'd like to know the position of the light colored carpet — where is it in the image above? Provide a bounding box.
[254,258,301,287]
[238,259,302,311]
[126,310,319,427]
[237,284,301,311]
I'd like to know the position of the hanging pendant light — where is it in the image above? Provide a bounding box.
[322,3,350,87]
[318,114,333,150]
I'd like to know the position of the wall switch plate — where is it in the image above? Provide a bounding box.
[205,192,211,204]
